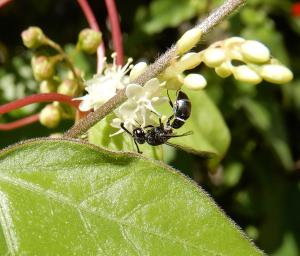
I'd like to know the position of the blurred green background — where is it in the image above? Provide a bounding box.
[1,0,300,255]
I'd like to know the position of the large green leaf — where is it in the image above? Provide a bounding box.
[0,139,261,255]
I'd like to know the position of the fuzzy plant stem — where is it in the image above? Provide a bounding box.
[63,0,246,139]
[77,0,105,73]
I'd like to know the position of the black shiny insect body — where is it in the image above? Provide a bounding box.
[167,90,191,129]
[121,90,192,153]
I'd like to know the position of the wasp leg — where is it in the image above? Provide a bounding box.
[167,90,174,108]
[120,122,132,135]
[121,122,143,154]
[134,140,143,154]
[144,125,154,129]
[166,130,193,138]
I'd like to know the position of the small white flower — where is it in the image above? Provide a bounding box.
[74,53,133,111]
[111,78,167,135]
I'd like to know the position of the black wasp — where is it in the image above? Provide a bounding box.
[121,90,192,153]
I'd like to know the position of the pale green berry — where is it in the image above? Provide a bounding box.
[57,79,79,97]
[240,40,270,63]
[21,26,46,48]
[32,56,55,81]
[203,48,226,67]
[233,65,262,84]
[215,62,232,78]
[260,64,293,84]
[77,28,102,54]
[184,74,207,90]
[176,27,202,55]
[40,80,58,93]
[39,104,61,128]
[129,62,147,81]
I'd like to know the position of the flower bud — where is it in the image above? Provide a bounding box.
[21,26,46,48]
[233,65,262,84]
[32,56,55,81]
[224,37,245,47]
[240,40,270,63]
[215,62,232,78]
[176,27,202,55]
[129,62,147,81]
[77,28,102,54]
[184,74,207,90]
[203,48,226,67]
[57,79,79,97]
[163,76,183,90]
[39,104,62,128]
[260,64,293,84]
[40,80,58,93]
[177,52,202,71]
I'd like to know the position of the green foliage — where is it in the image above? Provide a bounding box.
[0,139,261,255]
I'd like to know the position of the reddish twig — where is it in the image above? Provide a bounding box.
[104,0,123,65]
[77,0,105,73]
[0,93,79,114]
[0,114,39,130]
[0,0,13,8]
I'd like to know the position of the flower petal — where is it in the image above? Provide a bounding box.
[143,78,161,97]
[126,84,143,98]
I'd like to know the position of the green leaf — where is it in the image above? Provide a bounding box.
[137,0,206,34]
[166,90,231,170]
[240,97,293,170]
[0,139,261,255]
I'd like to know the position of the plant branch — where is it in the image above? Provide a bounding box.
[77,0,105,73]
[0,114,39,131]
[63,0,246,139]
[0,93,80,114]
[104,0,124,65]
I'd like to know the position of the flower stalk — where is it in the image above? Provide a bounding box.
[63,0,246,138]
[104,0,124,65]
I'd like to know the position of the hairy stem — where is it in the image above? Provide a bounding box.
[77,0,105,73]
[104,0,124,65]
[63,0,246,139]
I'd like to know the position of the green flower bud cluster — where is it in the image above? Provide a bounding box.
[21,26,87,128]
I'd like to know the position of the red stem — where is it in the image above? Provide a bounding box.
[77,0,105,73]
[0,0,13,8]
[0,114,39,130]
[104,0,124,65]
[0,93,79,114]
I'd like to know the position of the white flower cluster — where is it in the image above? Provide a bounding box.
[110,78,167,136]
[74,53,133,111]
[74,54,167,135]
